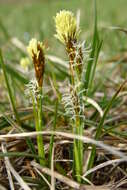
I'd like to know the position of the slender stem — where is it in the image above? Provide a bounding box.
[73,136,81,182]
[70,70,83,182]
[75,117,82,183]
[31,87,46,166]
[70,72,82,182]
[49,100,58,166]
[78,122,83,174]
[69,62,75,86]
[75,67,84,182]
[75,103,84,182]
[67,42,84,183]
[37,87,46,166]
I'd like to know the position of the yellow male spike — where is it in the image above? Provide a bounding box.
[54,10,80,44]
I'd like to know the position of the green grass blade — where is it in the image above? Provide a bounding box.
[5,64,29,84]
[0,152,40,159]
[84,0,99,94]
[87,80,127,172]
[3,113,37,156]
[0,52,36,156]
[89,40,103,92]
[0,49,20,124]
[0,60,28,85]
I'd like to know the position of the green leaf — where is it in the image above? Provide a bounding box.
[84,0,99,94]
[87,80,127,172]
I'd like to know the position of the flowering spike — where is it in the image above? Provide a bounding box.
[27,38,45,87]
[54,10,80,44]
[27,38,45,59]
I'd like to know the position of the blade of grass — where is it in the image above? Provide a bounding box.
[88,40,103,92]
[5,64,29,84]
[0,49,20,124]
[0,49,36,156]
[0,152,40,159]
[0,60,28,85]
[84,0,99,94]
[3,113,37,155]
[87,80,127,172]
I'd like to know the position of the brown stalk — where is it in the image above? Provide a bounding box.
[66,38,83,82]
[66,39,76,86]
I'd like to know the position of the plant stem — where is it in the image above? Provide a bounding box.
[49,100,58,166]
[66,41,84,183]
[31,87,46,166]
[74,116,83,183]
[73,135,81,182]
[37,87,46,166]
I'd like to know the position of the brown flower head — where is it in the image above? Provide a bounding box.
[27,38,45,87]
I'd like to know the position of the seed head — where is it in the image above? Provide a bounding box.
[54,10,79,44]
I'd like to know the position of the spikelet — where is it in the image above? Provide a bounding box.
[54,10,80,44]
[27,38,45,87]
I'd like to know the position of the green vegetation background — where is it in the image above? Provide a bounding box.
[0,0,127,57]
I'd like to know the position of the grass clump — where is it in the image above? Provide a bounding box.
[0,1,127,190]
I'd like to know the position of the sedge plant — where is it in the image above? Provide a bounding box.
[54,10,87,182]
[26,38,46,166]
